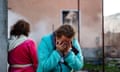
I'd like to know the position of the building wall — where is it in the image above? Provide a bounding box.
[104,14,120,58]
[8,0,78,43]
[0,0,7,71]
[8,0,102,48]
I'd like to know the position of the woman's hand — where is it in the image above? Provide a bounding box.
[62,41,71,56]
[56,40,65,53]
[56,40,71,55]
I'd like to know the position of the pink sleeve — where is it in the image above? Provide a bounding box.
[28,40,38,71]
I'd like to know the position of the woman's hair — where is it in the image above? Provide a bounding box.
[54,24,75,38]
[10,20,30,37]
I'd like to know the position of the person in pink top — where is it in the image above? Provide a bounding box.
[8,20,38,72]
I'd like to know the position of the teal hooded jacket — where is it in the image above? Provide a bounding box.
[37,33,83,72]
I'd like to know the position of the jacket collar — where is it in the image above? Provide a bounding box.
[8,35,28,51]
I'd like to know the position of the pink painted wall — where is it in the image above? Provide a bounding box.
[8,0,102,48]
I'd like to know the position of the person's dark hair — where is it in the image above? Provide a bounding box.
[10,20,30,37]
[55,24,75,38]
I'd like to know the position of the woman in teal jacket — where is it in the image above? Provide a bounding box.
[37,25,83,72]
